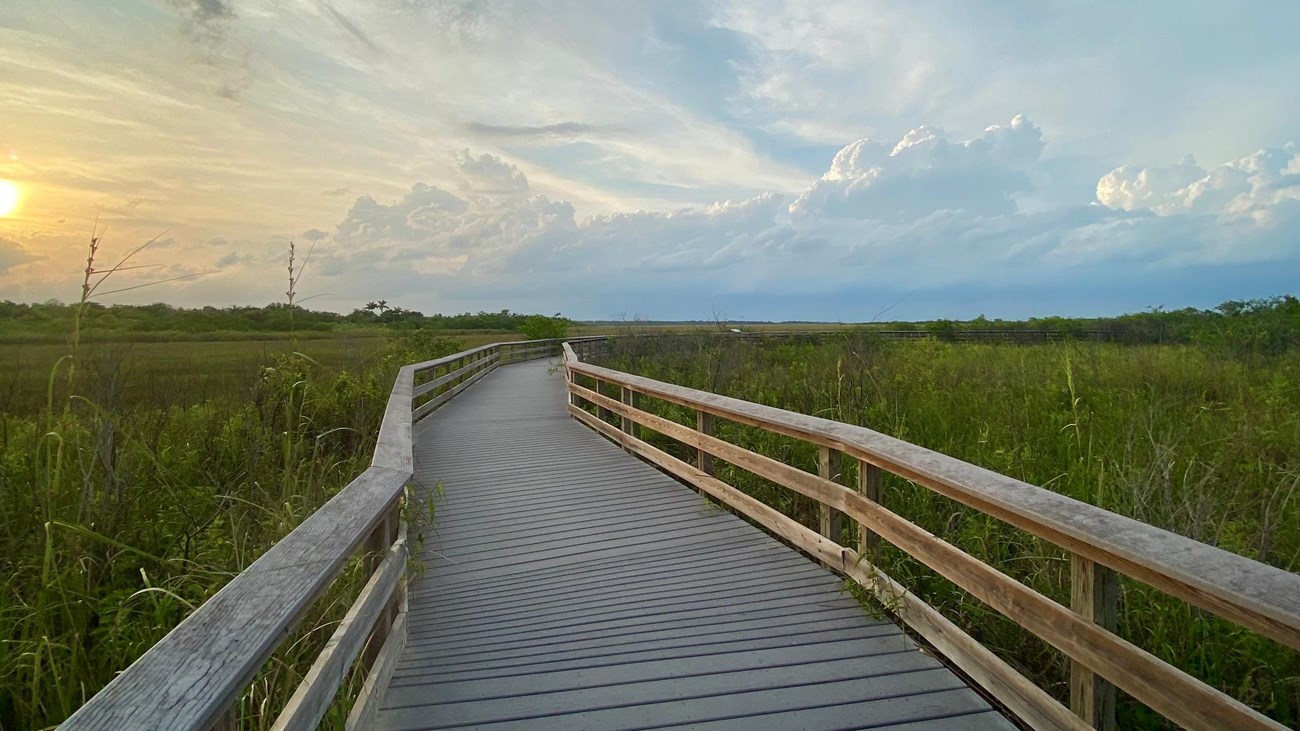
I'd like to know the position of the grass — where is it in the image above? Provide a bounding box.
[596,333,1300,729]
[0,329,464,730]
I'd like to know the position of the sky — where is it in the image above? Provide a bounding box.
[1,0,1299,322]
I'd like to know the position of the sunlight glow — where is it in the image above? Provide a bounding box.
[0,180,20,217]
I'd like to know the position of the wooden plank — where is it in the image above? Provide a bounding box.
[59,466,409,731]
[569,405,1082,730]
[568,359,1300,652]
[1071,555,1118,730]
[817,446,843,546]
[859,459,883,554]
[271,537,408,731]
[371,366,414,472]
[412,354,495,398]
[569,384,1289,731]
[412,358,499,421]
[345,611,407,731]
[697,411,714,475]
[385,359,1006,731]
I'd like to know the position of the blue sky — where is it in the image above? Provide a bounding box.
[1,0,1298,320]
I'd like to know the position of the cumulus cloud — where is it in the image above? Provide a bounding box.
[315,121,1300,317]
[331,155,575,277]
[1097,145,1300,217]
[791,115,1045,220]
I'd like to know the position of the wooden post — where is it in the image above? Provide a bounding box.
[858,459,883,555]
[360,502,398,675]
[620,386,634,450]
[596,380,614,423]
[817,447,843,550]
[696,411,714,475]
[1071,554,1118,730]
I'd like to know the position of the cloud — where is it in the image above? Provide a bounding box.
[790,115,1045,221]
[319,2,384,53]
[0,236,36,273]
[456,151,531,194]
[1097,145,1300,217]
[331,155,576,277]
[314,121,1300,318]
[467,121,605,138]
[301,228,329,242]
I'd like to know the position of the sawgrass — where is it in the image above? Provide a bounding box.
[0,331,463,730]
[599,334,1300,728]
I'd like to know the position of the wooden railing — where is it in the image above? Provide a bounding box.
[59,338,577,731]
[563,340,1300,731]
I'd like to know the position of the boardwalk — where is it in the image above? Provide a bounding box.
[372,360,1013,730]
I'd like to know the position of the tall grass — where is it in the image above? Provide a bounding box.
[0,313,461,728]
[599,334,1300,728]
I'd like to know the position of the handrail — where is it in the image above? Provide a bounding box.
[59,336,583,731]
[562,341,1300,731]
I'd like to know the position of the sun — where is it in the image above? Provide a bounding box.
[0,180,19,218]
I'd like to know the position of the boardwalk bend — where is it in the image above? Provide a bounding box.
[61,337,1300,730]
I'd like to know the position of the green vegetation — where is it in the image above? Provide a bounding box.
[597,323,1300,728]
[900,295,1300,355]
[0,300,576,343]
[0,327,463,729]
[3,293,1297,728]
[516,313,571,340]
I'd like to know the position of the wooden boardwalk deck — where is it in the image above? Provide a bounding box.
[371,360,1014,730]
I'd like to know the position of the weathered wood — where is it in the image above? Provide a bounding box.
[59,466,409,731]
[568,359,1300,652]
[818,446,843,547]
[344,611,407,731]
[697,410,714,476]
[207,708,236,731]
[371,366,414,472]
[270,537,408,731]
[571,407,1085,731]
[859,459,883,554]
[620,386,635,446]
[1071,555,1118,730]
[412,354,496,398]
[412,357,499,421]
[568,382,1288,731]
[394,362,1005,729]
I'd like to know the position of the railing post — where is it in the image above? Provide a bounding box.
[596,379,614,423]
[1071,554,1118,730]
[817,446,843,556]
[360,499,400,675]
[696,411,714,475]
[858,459,883,555]
[620,386,634,450]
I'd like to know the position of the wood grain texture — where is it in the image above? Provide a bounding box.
[377,360,1011,731]
[345,611,407,731]
[271,537,408,731]
[372,366,414,473]
[1070,555,1118,730]
[568,358,1300,651]
[580,410,1086,731]
[59,466,409,731]
[859,459,883,554]
[570,380,1287,731]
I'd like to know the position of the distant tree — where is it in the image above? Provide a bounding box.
[517,313,570,340]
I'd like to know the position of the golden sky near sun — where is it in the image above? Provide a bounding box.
[0,180,20,218]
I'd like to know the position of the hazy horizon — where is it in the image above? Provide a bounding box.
[2,2,1299,322]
